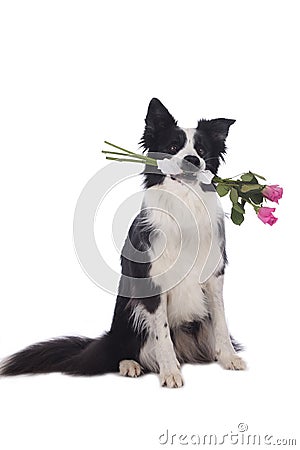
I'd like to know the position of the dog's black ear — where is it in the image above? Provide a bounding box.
[145,98,177,130]
[141,98,177,151]
[198,118,235,141]
[145,98,177,129]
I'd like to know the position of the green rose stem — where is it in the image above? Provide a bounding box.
[104,141,142,156]
[105,157,153,164]
[103,141,157,166]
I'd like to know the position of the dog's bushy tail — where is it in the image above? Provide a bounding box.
[0,333,119,376]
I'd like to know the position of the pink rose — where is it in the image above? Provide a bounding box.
[262,185,283,203]
[257,207,278,225]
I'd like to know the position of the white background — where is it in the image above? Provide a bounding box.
[0,1,299,449]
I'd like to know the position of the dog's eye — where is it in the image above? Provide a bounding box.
[169,145,178,152]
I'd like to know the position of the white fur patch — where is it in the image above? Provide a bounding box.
[143,169,224,328]
[130,302,150,334]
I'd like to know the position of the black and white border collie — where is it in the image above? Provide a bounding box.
[0,98,246,387]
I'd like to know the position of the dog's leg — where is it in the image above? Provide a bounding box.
[156,294,183,388]
[139,293,183,388]
[206,275,247,370]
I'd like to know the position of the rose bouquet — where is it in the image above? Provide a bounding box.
[102,141,283,226]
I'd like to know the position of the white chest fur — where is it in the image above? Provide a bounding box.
[143,177,224,326]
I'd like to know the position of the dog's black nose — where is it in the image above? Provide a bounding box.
[183,155,200,168]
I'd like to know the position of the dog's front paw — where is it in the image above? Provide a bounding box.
[119,360,142,377]
[218,353,247,370]
[159,369,184,388]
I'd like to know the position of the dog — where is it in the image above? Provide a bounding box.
[0,98,246,387]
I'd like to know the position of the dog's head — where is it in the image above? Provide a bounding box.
[141,98,235,185]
